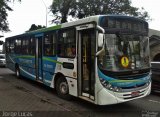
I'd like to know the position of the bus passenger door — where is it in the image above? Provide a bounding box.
[77,25,95,100]
[35,34,43,81]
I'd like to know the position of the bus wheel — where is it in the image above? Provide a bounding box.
[15,67,21,78]
[56,77,71,100]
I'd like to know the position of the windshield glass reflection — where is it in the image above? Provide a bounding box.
[98,33,150,72]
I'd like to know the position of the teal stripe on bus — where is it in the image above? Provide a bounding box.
[109,79,142,83]
[16,55,35,59]
[43,57,63,65]
[15,55,62,65]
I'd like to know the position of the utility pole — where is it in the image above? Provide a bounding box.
[41,0,47,27]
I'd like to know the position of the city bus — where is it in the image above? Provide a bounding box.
[5,15,151,105]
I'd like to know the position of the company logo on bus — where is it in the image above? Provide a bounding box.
[121,56,129,68]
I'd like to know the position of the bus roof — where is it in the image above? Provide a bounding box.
[6,15,146,40]
[62,15,147,28]
[6,25,61,40]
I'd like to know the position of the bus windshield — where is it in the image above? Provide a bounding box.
[98,33,150,72]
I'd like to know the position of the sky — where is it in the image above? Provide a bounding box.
[0,0,160,46]
[132,0,160,30]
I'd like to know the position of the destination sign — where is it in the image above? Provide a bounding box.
[100,16,148,33]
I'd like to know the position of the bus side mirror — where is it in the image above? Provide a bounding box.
[98,33,104,47]
[96,33,105,56]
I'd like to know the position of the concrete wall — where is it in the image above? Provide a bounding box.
[149,29,160,61]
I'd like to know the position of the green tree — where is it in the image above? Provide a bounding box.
[26,24,46,32]
[50,0,150,23]
[51,0,76,23]
[0,0,21,32]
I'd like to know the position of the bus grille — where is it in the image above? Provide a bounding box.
[121,83,146,90]
[115,82,150,100]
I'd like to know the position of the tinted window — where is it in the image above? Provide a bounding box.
[22,39,29,55]
[8,40,15,53]
[15,39,21,54]
[44,33,56,56]
[29,38,36,55]
[58,28,76,58]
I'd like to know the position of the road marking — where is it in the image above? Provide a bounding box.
[149,100,160,104]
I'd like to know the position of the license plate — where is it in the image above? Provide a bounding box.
[131,91,140,97]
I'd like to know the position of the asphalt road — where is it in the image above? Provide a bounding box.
[0,67,160,117]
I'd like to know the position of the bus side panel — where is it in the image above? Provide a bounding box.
[15,55,36,80]
[42,56,57,86]
[53,57,78,97]
[6,54,16,72]
[19,66,36,80]
[43,71,53,86]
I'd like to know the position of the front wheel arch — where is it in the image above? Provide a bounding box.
[55,76,71,100]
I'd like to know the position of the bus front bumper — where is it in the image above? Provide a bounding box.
[97,82,151,105]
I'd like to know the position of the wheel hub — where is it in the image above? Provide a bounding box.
[60,82,68,94]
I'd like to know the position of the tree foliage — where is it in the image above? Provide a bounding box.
[50,0,150,23]
[0,0,21,32]
[51,0,75,23]
[26,24,46,32]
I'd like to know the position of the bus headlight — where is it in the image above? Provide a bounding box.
[114,86,121,92]
[100,78,121,92]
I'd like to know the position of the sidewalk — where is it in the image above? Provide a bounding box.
[0,75,81,117]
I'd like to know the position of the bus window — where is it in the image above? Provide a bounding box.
[44,33,56,56]
[30,38,35,55]
[15,39,21,54]
[22,39,29,55]
[9,40,15,53]
[58,28,76,58]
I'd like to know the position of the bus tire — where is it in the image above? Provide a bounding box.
[15,66,21,78]
[56,77,71,100]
